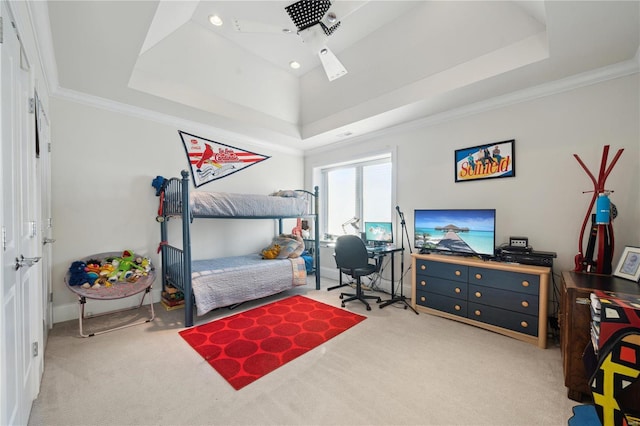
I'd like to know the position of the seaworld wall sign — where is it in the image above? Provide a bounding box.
[455,139,515,183]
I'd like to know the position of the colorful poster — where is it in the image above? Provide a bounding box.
[454,139,515,182]
[179,130,270,187]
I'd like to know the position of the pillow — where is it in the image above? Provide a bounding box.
[269,190,303,198]
[273,234,305,258]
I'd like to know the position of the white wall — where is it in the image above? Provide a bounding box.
[50,98,304,322]
[306,74,640,295]
[51,72,639,322]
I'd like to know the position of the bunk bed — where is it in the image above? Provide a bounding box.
[157,170,320,327]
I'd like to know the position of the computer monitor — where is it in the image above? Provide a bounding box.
[364,222,393,246]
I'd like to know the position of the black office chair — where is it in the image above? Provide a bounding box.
[334,235,382,311]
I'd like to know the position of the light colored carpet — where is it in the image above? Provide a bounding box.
[29,278,577,425]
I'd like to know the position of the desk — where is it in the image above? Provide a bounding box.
[65,252,156,337]
[329,245,404,302]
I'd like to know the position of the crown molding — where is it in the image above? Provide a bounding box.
[24,0,638,158]
[52,87,304,157]
[306,58,639,156]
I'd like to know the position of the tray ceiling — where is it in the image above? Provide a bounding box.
[45,1,640,152]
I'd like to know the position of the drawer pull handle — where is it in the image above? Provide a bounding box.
[421,265,426,270]
[521,321,529,328]
[454,305,461,311]
[454,287,461,294]
[420,280,426,287]
[455,270,461,276]
[521,280,530,287]
[475,291,482,298]
[420,296,426,302]
[521,300,529,308]
[475,273,482,280]
[474,310,481,316]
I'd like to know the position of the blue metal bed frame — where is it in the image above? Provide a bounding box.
[158,170,321,327]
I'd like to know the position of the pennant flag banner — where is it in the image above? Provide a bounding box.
[179,131,270,187]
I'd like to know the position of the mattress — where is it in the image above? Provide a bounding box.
[190,191,308,217]
[190,253,307,315]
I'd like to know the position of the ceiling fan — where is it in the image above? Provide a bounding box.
[233,0,367,81]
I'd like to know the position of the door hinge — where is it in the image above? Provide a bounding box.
[49,292,53,303]
[29,221,37,238]
[0,17,3,44]
[29,98,35,114]
[32,342,38,357]
[1,226,6,251]
[48,142,52,153]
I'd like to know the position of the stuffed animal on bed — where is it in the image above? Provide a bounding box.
[261,234,305,260]
[261,244,281,259]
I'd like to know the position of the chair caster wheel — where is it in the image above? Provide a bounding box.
[366,306,371,311]
[376,298,381,303]
[339,295,344,299]
[341,303,345,308]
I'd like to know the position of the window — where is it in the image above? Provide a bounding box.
[319,154,393,239]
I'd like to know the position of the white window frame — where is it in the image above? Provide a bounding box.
[314,150,396,241]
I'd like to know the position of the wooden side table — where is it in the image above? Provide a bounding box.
[65,252,156,337]
[560,271,640,401]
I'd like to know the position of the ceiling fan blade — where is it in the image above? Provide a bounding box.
[233,19,294,35]
[318,47,348,81]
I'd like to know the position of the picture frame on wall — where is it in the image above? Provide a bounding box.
[454,139,515,183]
[613,246,640,282]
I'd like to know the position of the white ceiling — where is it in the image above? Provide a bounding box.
[44,1,639,153]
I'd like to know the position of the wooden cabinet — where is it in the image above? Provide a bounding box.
[411,254,550,348]
[559,271,640,401]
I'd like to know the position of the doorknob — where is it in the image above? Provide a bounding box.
[15,255,41,270]
[43,238,56,245]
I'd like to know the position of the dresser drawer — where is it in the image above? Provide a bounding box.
[416,291,467,317]
[416,259,467,282]
[468,302,539,336]
[469,267,539,295]
[468,284,539,315]
[415,276,467,299]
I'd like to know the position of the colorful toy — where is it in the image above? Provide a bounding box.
[67,261,93,286]
[108,250,147,283]
[261,244,281,259]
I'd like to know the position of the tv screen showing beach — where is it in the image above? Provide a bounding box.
[414,209,496,257]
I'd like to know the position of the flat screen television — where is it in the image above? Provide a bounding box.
[364,221,393,246]
[414,209,496,257]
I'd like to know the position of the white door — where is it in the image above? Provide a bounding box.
[1,2,41,424]
[36,92,53,350]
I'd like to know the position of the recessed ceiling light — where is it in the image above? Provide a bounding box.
[320,48,328,55]
[282,28,292,34]
[289,61,301,70]
[208,15,223,26]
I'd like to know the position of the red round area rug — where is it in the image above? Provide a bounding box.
[179,295,366,390]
